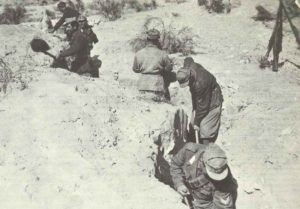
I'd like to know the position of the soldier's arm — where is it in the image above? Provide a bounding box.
[91,32,98,44]
[60,37,84,57]
[193,87,211,126]
[53,15,66,31]
[212,176,238,209]
[170,144,189,189]
[132,56,141,73]
[162,54,173,72]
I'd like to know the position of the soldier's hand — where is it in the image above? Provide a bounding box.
[177,185,189,196]
[193,125,200,131]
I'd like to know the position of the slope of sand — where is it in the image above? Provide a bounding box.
[0,0,300,209]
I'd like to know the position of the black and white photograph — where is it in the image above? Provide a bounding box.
[0,0,299,208]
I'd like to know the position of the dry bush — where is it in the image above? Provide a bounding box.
[75,0,85,13]
[0,58,13,93]
[165,0,186,4]
[92,0,125,21]
[126,0,157,12]
[0,4,26,25]
[130,17,199,55]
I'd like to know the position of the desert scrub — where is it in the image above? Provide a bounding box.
[75,0,85,13]
[130,17,199,55]
[0,58,13,93]
[126,0,157,12]
[92,0,125,21]
[0,3,26,24]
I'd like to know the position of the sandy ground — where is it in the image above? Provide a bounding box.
[0,0,300,209]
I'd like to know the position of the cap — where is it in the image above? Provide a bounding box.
[57,1,66,8]
[78,15,87,22]
[183,57,194,68]
[147,29,160,40]
[203,144,228,181]
[176,68,190,88]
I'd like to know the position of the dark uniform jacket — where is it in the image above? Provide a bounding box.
[53,7,80,31]
[189,63,223,126]
[82,27,98,51]
[60,30,89,73]
[170,143,237,209]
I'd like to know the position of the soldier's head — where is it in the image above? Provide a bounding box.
[78,15,88,29]
[176,57,194,88]
[203,144,229,181]
[64,20,79,36]
[57,1,67,12]
[146,29,161,47]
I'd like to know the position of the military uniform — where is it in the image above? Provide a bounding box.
[82,26,99,52]
[53,7,80,32]
[170,143,238,209]
[177,58,223,142]
[132,43,175,100]
[59,29,90,74]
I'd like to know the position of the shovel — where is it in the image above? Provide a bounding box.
[30,38,69,70]
[30,38,56,60]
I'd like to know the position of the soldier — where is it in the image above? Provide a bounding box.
[205,0,231,13]
[78,16,99,52]
[49,1,80,33]
[57,21,92,75]
[176,57,223,144]
[170,143,238,209]
[132,29,175,102]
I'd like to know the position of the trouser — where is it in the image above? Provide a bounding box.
[71,57,100,78]
[70,57,88,73]
[189,104,222,144]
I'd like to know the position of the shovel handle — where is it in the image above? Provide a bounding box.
[184,196,192,209]
[195,130,199,144]
[42,51,57,60]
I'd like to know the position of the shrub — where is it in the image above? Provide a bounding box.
[75,0,85,13]
[165,0,186,3]
[126,0,157,12]
[0,4,26,25]
[130,17,199,55]
[0,58,13,93]
[92,0,125,21]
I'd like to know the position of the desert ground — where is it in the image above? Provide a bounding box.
[0,0,300,209]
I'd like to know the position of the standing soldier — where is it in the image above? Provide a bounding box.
[170,143,238,209]
[49,1,80,33]
[176,57,223,144]
[132,29,175,102]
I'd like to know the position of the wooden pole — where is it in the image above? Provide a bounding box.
[279,0,300,48]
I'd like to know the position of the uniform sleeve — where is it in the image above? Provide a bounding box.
[193,86,212,126]
[132,55,141,73]
[60,36,84,57]
[91,32,99,44]
[212,176,238,209]
[161,54,173,72]
[170,144,188,189]
[53,15,66,31]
